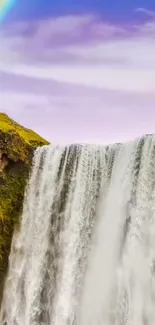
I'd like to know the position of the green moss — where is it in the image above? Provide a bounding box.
[0,113,49,162]
[0,113,49,302]
[0,113,48,146]
[0,169,27,264]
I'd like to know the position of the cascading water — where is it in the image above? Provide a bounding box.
[1,136,155,325]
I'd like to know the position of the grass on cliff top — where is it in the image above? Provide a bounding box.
[0,113,49,147]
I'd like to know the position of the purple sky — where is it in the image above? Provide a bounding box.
[0,10,155,144]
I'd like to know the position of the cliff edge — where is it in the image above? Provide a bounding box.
[0,113,49,302]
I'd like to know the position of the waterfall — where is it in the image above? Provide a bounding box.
[1,136,155,325]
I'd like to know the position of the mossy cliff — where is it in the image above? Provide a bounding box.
[0,113,49,302]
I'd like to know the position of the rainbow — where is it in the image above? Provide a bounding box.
[0,0,16,21]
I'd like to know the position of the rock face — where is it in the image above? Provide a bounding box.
[0,113,49,302]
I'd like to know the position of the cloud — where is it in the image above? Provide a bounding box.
[0,15,155,93]
[0,14,155,143]
[136,8,155,18]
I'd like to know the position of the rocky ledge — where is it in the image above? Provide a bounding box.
[0,113,49,303]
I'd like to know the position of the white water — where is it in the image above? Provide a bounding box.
[1,136,155,325]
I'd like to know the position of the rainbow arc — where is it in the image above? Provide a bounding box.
[0,0,16,21]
